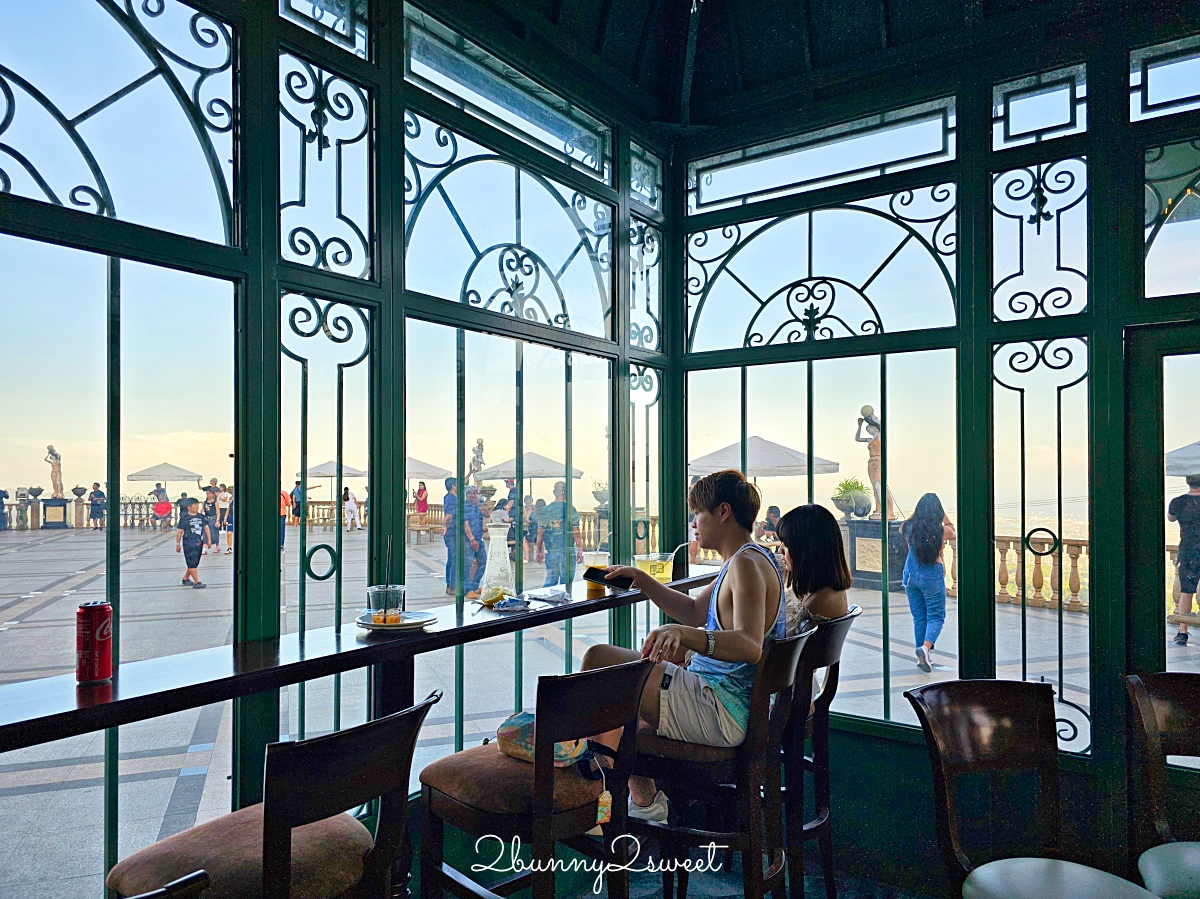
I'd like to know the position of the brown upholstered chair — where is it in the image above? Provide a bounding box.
[629,629,813,899]
[127,872,209,898]
[1126,673,1200,898]
[419,659,654,899]
[784,605,861,899]
[906,680,1154,899]
[107,692,440,899]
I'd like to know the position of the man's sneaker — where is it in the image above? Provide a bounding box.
[445,587,455,595]
[181,579,193,587]
[193,582,206,589]
[628,790,669,823]
[225,548,233,554]
[916,646,932,673]
[1175,631,1189,646]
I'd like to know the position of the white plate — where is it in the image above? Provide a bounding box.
[355,611,438,631]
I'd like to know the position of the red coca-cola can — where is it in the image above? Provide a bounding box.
[76,600,113,684]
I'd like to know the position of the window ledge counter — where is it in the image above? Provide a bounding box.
[0,569,718,754]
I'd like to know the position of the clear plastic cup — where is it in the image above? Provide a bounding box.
[583,552,609,597]
[366,584,405,624]
[634,553,674,585]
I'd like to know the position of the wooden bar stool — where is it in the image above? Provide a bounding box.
[419,659,654,899]
[1126,673,1200,899]
[628,629,812,899]
[106,692,440,899]
[128,872,209,898]
[784,605,861,899]
[906,680,1155,899]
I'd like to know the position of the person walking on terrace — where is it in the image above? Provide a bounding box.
[902,492,955,672]
[176,498,210,589]
[343,486,363,531]
[88,483,106,531]
[462,485,486,599]
[580,469,785,823]
[415,480,429,526]
[1171,475,1200,645]
[442,478,458,596]
[536,480,584,588]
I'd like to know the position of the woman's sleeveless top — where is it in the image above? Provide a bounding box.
[687,543,786,730]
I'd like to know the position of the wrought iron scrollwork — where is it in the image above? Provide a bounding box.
[279,54,371,279]
[1041,677,1092,755]
[630,220,661,349]
[686,183,956,352]
[630,364,660,406]
[282,293,370,366]
[992,159,1088,320]
[0,0,233,241]
[403,110,611,335]
[282,0,369,57]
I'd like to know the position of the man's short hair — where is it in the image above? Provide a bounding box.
[186,498,201,508]
[687,469,761,532]
[445,477,455,491]
[553,480,566,495]
[767,505,781,517]
[1188,475,1200,489]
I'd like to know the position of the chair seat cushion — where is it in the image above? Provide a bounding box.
[105,803,373,899]
[419,741,602,816]
[1139,842,1200,898]
[964,858,1157,899]
[634,721,738,764]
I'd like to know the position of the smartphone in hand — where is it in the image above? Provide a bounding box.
[583,566,634,591]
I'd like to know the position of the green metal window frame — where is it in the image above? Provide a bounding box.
[2,0,1200,884]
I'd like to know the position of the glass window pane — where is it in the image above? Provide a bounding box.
[281,0,369,59]
[746,360,810,541]
[1165,354,1200,752]
[885,349,958,722]
[405,9,611,182]
[631,143,662,210]
[993,337,1091,754]
[120,262,234,662]
[687,184,956,353]
[631,365,662,648]
[992,65,1087,150]
[404,111,613,338]
[630,219,662,351]
[813,356,885,722]
[279,293,371,742]
[0,0,234,243]
[1145,139,1200,299]
[992,159,1088,320]
[279,52,373,279]
[687,98,955,214]
[0,237,107,687]
[1131,34,1200,121]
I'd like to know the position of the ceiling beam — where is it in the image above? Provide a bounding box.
[679,0,704,124]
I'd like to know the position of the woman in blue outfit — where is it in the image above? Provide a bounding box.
[902,493,956,673]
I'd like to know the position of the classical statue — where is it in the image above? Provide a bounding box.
[854,406,893,520]
[468,438,485,486]
[44,445,64,499]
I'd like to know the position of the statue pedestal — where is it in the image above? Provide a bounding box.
[847,518,905,592]
[41,498,69,529]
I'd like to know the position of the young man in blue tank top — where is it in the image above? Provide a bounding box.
[581,469,784,823]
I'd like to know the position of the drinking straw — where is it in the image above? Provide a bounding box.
[385,534,393,587]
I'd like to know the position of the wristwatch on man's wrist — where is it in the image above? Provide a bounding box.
[705,630,716,657]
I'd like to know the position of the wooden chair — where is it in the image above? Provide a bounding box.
[419,659,654,899]
[905,680,1154,899]
[784,605,862,899]
[127,872,209,898]
[107,692,440,899]
[629,629,813,899]
[1126,673,1200,898]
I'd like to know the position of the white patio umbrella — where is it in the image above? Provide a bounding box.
[688,435,839,478]
[1167,441,1200,477]
[404,457,451,480]
[298,461,367,501]
[127,462,204,499]
[477,452,584,480]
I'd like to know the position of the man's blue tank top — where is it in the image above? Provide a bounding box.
[687,543,786,730]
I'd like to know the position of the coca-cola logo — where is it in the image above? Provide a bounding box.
[96,617,112,642]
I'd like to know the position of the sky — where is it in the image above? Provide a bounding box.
[1,0,1198,537]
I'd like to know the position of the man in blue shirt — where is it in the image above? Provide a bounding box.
[442,478,458,595]
[463,485,487,598]
[536,480,584,587]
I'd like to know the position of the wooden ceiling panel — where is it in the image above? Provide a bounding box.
[601,0,658,77]
[887,0,968,45]
[556,0,606,51]
[730,0,810,89]
[808,0,888,67]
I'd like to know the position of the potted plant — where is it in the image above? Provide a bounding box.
[831,478,870,518]
[28,486,44,499]
[478,484,498,501]
[71,485,87,498]
[591,480,609,506]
